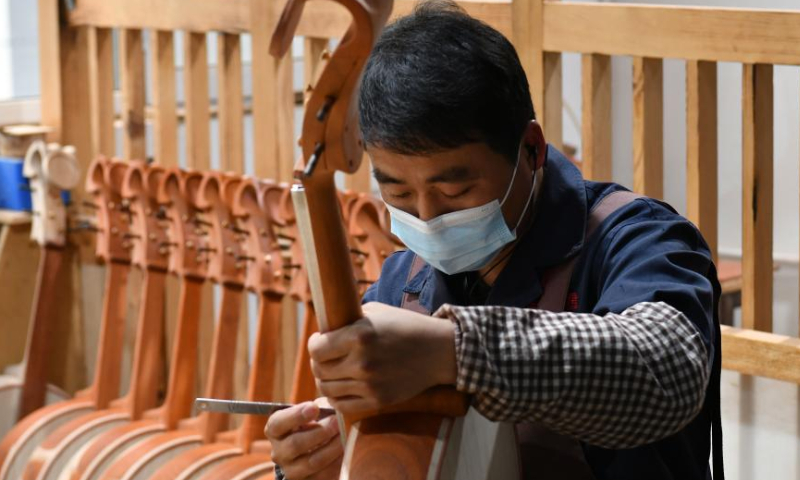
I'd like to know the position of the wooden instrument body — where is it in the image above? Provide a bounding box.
[22,162,172,480]
[96,172,248,480]
[67,169,210,480]
[0,157,133,480]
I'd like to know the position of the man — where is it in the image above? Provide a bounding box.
[265,1,722,479]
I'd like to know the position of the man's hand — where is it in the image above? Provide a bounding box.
[265,398,342,480]
[308,301,457,414]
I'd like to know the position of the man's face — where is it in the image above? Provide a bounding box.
[370,141,536,226]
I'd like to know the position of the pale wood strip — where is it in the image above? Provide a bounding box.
[150,31,179,167]
[685,60,718,260]
[184,32,211,171]
[120,29,147,161]
[632,57,664,199]
[721,326,800,384]
[68,0,513,40]
[276,54,295,183]
[38,0,62,143]
[543,3,800,66]
[741,64,773,333]
[543,52,563,150]
[89,27,115,158]
[580,54,612,181]
[217,33,245,173]
[251,0,280,180]
[512,0,539,117]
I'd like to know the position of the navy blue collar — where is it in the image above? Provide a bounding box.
[402,146,588,310]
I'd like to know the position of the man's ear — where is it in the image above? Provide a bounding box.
[521,120,546,170]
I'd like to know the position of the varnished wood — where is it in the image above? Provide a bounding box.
[685,60,718,261]
[120,30,147,161]
[581,53,612,181]
[741,64,773,333]
[632,57,663,199]
[543,3,800,66]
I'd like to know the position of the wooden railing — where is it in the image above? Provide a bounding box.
[38,0,800,392]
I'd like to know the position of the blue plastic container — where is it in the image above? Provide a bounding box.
[0,156,71,211]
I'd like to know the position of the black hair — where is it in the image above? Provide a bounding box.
[358,0,536,164]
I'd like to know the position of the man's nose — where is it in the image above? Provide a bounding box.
[416,196,449,222]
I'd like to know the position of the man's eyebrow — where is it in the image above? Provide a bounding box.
[372,168,405,185]
[426,166,476,184]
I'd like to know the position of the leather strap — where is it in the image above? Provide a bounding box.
[400,255,430,315]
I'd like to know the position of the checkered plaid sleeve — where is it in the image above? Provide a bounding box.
[434,301,710,449]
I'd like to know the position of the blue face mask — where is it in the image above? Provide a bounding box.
[386,148,536,275]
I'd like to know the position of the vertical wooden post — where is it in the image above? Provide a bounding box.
[120,29,147,161]
[89,27,115,158]
[184,32,212,171]
[218,33,245,173]
[581,54,612,181]
[514,0,561,149]
[151,31,179,166]
[741,63,773,333]
[686,60,718,261]
[251,0,282,181]
[633,57,664,199]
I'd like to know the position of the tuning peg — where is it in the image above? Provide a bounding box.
[82,201,99,209]
[160,241,178,248]
[229,225,249,235]
[286,263,302,270]
[349,248,368,257]
[123,233,141,240]
[235,255,255,262]
[316,96,336,121]
[193,218,212,227]
[277,232,296,241]
[357,279,375,285]
[198,247,217,253]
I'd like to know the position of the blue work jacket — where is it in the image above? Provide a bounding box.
[363,146,722,480]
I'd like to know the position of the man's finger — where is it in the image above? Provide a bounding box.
[311,355,358,381]
[277,414,340,465]
[308,329,357,363]
[284,435,344,480]
[328,396,377,414]
[265,402,319,439]
[316,379,366,400]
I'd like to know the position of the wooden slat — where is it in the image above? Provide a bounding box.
[68,0,513,40]
[217,33,245,173]
[685,60,718,260]
[150,30,179,166]
[741,64,773,333]
[120,29,147,160]
[276,53,295,183]
[512,0,539,120]
[38,0,62,143]
[543,3,800,66]
[184,32,211,170]
[251,0,279,180]
[721,326,800,384]
[543,52,563,150]
[88,27,115,158]
[580,54,612,181]
[632,57,663,199]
